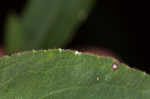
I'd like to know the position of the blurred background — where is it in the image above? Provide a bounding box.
[0,0,150,73]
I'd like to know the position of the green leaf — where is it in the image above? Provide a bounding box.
[5,0,95,52]
[0,49,150,98]
[4,15,25,53]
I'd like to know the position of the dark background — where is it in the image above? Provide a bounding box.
[0,0,150,73]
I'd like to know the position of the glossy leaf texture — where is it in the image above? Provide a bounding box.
[0,49,150,99]
[5,0,95,53]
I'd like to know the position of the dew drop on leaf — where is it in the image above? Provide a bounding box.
[96,76,100,80]
[75,51,81,55]
[58,48,62,52]
[112,63,118,70]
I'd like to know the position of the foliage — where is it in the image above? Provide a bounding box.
[0,49,150,98]
[5,0,95,53]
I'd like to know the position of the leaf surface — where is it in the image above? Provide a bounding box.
[0,49,150,99]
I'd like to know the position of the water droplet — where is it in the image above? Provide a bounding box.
[43,50,47,52]
[32,50,36,53]
[58,48,62,52]
[143,72,146,75]
[96,76,100,80]
[17,53,21,55]
[75,51,81,55]
[112,63,118,70]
